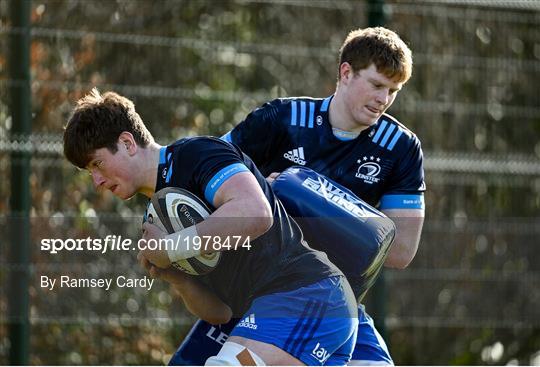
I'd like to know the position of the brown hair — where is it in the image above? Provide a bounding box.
[338,27,413,83]
[63,88,154,168]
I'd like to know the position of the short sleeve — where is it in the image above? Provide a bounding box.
[380,138,426,210]
[180,138,250,207]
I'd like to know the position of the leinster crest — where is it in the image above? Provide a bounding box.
[356,156,381,184]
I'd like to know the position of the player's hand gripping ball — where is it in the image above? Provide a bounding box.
[143,188,221,275]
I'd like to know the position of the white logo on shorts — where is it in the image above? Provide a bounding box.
[237,313,258,330]
[311,342,330,363]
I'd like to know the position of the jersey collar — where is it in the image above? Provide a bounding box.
[321,94,377,141]
[155,145,169,191]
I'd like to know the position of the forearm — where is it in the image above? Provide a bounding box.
[384,235,419,269]
[137,252,232,324]
[167,191,273,257]
[172,275,232,325]
[144,173,273,266]
[382,209,424,269]
[195,196,272,253]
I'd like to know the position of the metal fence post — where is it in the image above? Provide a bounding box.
[8,0,32,364]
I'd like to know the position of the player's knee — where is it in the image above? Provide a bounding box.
[205,341,266,366]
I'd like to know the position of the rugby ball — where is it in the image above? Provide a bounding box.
[143,187,221,275]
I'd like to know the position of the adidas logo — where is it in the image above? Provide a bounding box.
[283,147,306,165]
[237,313,258,330]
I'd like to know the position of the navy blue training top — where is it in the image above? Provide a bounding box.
[155,136,342,316]
[223,96,425,210]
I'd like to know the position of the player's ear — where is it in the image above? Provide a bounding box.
[339,62,354,85]
[118,131,137,155]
